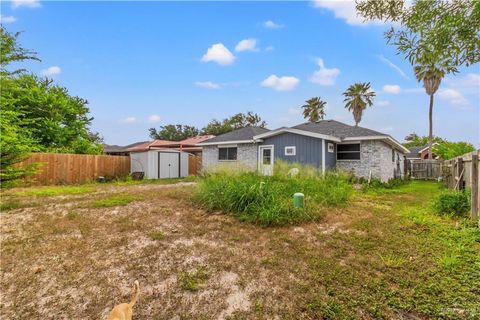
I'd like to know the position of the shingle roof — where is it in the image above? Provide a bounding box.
[200,126,270,144]
[292,120,385,138]
[407,145,428,158]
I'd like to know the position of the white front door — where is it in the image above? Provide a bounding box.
[259,146,274,176]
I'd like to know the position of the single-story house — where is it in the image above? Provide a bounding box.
[406,143,439,160]
[103,141,150,156]
[198,120,410,182]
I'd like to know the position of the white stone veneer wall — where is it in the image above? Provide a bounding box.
[202,143,258,172]
[336,140,404,182]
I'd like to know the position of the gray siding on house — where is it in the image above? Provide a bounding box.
[261,133,336,169]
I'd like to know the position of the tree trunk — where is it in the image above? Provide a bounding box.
[428,93,434,160]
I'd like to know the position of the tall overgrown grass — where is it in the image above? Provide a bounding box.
[195,161,353,226]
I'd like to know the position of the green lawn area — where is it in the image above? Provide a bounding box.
[0,180,478,319]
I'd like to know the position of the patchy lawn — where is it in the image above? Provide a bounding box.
[0,181,478,319]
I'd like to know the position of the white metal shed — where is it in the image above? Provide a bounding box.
[130,149,189,179]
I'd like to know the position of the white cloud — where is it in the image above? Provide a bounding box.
[148,115,161,123]
[40,66,61,77]
[0,15,17,23]
[201,43,235,66]
[312,0,375,26]
[265,46,275,52]
[382,84,401,94]
[438,89,468,106]
[12,0,41,9]
[378,55,410,80]
[310,58,340,86]
[444,73,480,94]
[377,100,390,107]
[235,38,259,52]
[264,20,284,29]
[261,75,299,91]
[120,117,137,124]
[195,81,222,90]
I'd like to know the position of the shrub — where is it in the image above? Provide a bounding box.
[195,162,353,226]
[432,189,470,217]
[362,177,409,192]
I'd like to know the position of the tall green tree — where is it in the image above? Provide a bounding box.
[433,141,475,160]
[2,75,103,154]
[201,112,267,136]
[356,0,479,159]
[0,26,39,75]
[301,97,327,122]
[149,124,199,141]
[342,82,375,126]
[403,132,443,148]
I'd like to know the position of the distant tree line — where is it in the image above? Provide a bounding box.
[148,111,267,141]
[403,133,475,160]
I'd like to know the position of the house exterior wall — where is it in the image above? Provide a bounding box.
[202,143,258,171]
[261,133,337,170]
[336,140,404,182]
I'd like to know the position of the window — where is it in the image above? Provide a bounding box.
[263,148,272,164]
[285,146,296,156]
[328,143,334,153]
[218,147,237,161]
[337,143,360,160]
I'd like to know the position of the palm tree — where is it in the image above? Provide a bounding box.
[414,65,445,160]
[301,97,327,122]
[342,82,375,126]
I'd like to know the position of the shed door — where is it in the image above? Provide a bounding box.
[159,153,180,179]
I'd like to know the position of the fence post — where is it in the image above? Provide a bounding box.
[471,153,478,221]
[457,157,464,190]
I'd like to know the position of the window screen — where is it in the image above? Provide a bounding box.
[337,144,360,160]
[218,147,237,160]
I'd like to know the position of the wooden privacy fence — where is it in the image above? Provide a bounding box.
[408,159,443,180]
[444,150,479,220]
[188,154,202,176]
[15,153,130,185]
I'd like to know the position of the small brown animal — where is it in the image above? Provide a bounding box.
[107,281,140,320]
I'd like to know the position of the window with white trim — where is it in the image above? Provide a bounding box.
[285,146,296,156]
[337,143,360,160]
[218,147,237,161]
[328,143,334,153]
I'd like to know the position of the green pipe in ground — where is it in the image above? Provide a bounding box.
[293,192,304,208]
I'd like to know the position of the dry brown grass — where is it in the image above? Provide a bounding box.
[1,181,478,319]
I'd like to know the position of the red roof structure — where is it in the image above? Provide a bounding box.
[126,135,215,153]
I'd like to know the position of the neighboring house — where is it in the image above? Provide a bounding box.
[406,143,439,160]
[103,141,150,156]
[126,135,214,156]
[199,120,409,182]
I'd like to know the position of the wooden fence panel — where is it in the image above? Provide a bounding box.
[444,150,480,221]
[188,155,202,176]
[410,160,443,180]
[14,153,130,186]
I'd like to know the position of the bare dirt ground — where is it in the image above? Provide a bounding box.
[1,182,479,319]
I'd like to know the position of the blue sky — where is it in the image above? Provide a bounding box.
[1,0,479,146]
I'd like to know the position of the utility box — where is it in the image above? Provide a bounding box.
[130,149,189,179]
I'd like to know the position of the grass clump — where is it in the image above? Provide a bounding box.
[15,185,96,197]
[432,189,470,217]
[362,177,409,193]
[147,230,165,241]
[195,162,353,226]
[178,267,209,291]
[92,194,138,208]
